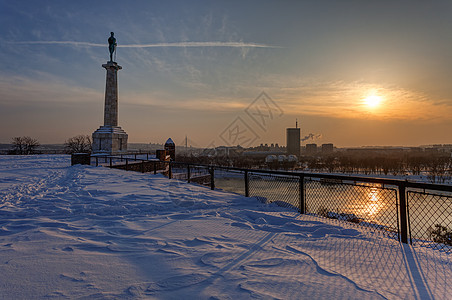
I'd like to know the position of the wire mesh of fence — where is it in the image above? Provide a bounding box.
[407,191,452,252]
[248,173,300,211]
[213,169,246,196]
[304,179,400,239]
[170,163,211,186]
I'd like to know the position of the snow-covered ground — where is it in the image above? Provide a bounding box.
[0,155,450,299]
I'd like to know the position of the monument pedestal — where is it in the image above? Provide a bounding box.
[92,125,128,154]
[92,61,128,154]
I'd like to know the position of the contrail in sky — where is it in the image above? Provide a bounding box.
[11,41,281,48]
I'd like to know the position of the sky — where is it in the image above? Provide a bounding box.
[1,0,452,148]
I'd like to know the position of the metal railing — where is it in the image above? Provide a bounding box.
[90,155,452,251]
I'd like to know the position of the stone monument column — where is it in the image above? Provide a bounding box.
[102,61,121,127]
[92,32,128,154]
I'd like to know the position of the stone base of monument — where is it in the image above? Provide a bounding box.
[92,125,128,154]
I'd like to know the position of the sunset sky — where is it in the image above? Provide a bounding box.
[1,0,452,148]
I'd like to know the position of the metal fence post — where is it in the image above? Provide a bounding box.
[299,175,305,214]
[168,162,172,179]
[141,160,144,173]
[125,158,128,171]
[398,184,408,244]
[210,167,215,190]
[245,170,249,197]
[109,157,112,168]
[187,164,191,183]
[154,162,157,175]
[95,157,98,167]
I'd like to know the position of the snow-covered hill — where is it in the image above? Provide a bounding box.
[0,155,450,299]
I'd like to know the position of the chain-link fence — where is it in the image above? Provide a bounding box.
[213,168,246,196]
[248,173,300,210]
[170,163,211,187]
[407,191,452,251]
[90,155,452,250]
[305,179,399,239]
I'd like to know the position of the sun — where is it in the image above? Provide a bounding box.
[363,95,382,108]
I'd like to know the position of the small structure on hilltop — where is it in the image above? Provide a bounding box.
[154,139,176,161]
[165,138,176,160]
[92,32,128,154]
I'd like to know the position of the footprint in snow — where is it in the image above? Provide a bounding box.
[59,273,84,282]
[200,251,236,266]
[231,222,254,230]
[44,291,68,298]
[144,273,208,293]
[241,257,312,275]
[181,237,213,247]
[157,248,185,256]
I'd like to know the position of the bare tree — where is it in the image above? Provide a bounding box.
[11,136,40,155]
[11,137,25,154]
[65,135,92,154]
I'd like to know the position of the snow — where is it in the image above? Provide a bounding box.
[0,155,450,299]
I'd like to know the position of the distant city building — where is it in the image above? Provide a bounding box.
[286,127,301,156]
[321,143,334,153]
[305,143,318,154]
[215,146,243,156]
[265,154,298,170]
[256,144,270,152]
[422,144,452,153]
[346,147,406,154]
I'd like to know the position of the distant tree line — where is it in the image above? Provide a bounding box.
[9,136,40,155]
[176,153,266,169]
[7,134,92,155]
[300,151,452,184]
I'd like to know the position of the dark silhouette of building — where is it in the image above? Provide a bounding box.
[321,143,334,153]
[305,143,317,154]
[286,120,301,156]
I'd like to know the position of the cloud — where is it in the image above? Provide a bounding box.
[11,41,281,49]
[246,75,452,122]
[0,72,245,114]
[124,92,247,112]
[0,73,101,105]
